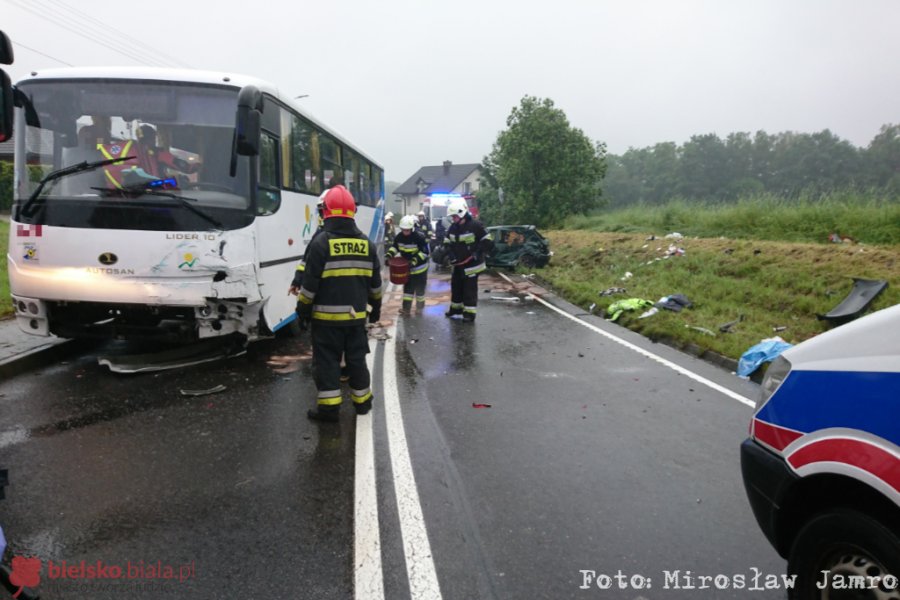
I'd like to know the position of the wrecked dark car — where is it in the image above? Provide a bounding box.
[485,225,552,269]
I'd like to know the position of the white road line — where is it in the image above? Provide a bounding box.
[355,351,385,600]
[499,273,755,408]
[382,332,444,599]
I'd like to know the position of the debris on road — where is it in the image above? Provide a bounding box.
[180,384,227,397]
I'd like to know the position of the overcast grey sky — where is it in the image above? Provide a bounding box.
[3,0,899,182]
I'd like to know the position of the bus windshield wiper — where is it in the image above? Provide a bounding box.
[20,155,136,217]
[143,189,223,230]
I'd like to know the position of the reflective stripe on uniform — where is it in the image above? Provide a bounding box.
[464,306,477,314]
[322,259,373,278]
[351,387,372,404]
[312,304,365,321]
[370,284,383,300]
[454,232,476,244]
[410,263,428,275]
[464,262,486,277]
[298,288,315,304]
[450,302,463,309]
[317,389,342,406]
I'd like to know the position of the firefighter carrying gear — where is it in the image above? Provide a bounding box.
[443,210,493,321]
[387,228,430,313]
[296,185,382,420]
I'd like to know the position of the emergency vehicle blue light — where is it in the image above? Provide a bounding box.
[148,178,178,189]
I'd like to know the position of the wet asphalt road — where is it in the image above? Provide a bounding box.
[0,271,787,599]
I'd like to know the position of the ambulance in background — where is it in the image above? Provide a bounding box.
[741,302,899,598]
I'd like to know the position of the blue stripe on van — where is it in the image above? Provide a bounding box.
[757,370,900,447]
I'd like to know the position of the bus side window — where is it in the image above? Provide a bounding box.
[319,134,341,190]
[344,149,359,204]
[258,131,281,215]
[291,115,319,194]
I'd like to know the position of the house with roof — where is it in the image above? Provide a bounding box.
[391,160,481,219]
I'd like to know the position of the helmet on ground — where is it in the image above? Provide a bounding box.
[323,185,356,219]
[399,215,417,231]
[447,197,469,219]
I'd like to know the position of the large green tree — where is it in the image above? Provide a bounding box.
[479,96,606,227]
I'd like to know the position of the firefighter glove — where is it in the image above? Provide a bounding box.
[296,301,312,330]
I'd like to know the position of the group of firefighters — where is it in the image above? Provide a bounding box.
[288,185,493,422]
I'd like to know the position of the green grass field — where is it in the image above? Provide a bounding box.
[535,228,899,363]
[535,195,900,363]
[566,193,900,246]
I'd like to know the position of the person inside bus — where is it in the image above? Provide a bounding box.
[133,124,200,178]
[77,115,111,147]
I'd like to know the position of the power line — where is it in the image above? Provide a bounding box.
[12,41,74,66]
[38,0,194,69]
[3,0,174,68]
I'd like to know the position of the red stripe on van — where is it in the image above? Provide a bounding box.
[788,438,900,493]
[753,418,804,452]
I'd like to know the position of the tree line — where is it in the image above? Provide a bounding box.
[603,125,900,207]
[476,95,898,229]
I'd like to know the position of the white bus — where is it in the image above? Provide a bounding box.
[4,67,385,343]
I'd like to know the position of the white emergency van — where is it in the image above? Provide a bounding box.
[741,302,900,598]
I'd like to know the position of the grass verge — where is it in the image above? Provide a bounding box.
[532,229,899,363]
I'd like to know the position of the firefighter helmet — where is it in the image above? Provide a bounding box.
[447,197,469,219]
[399,215,416,231]
[323,185,356,219]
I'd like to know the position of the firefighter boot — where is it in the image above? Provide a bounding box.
[445,305,463,318]
[401,300,412,314]
[416,299,426,312]
[462,312,476,322]
[354,398,373,415]
[307,407,340,423]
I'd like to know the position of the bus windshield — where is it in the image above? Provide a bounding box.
[13,79,252,231]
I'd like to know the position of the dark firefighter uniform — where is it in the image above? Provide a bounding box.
[296,186,382,421]
[444,210,493,321]
[387,228,430,312]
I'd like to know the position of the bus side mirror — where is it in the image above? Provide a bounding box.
[0,31,14,143]
[234,85,262,156]
[0,70,12,143]
[230,84,262,176]
[235,106,260,156]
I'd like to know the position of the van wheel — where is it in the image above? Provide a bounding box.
[786,508,900,600]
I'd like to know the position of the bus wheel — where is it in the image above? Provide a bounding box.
[786,508,900,600]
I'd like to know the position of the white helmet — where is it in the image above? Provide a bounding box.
[447,197,469,219]
[417,211,426,217]
[385,212,394,222]
[399,215,417,231]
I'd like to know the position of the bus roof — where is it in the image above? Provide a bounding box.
[16,66,383,170]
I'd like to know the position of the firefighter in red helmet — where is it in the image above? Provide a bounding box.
[295,185,383,421]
